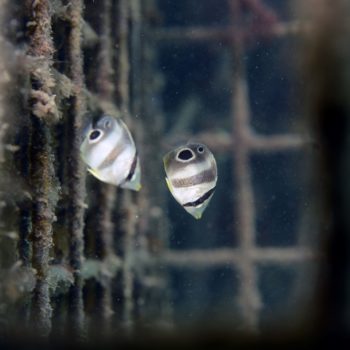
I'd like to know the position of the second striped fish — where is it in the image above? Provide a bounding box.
[163,143,217,219]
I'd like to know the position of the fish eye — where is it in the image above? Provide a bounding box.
[197,146,204,153]
[89,129,102,142]
[177,148,194,161]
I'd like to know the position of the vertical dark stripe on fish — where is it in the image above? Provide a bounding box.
[182,187,216,207]
[124,152,138,182]
[98,143,125,170]
[171,166,217,188]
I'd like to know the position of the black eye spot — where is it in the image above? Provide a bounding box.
[89,130,101,141]
[197,146,204,153]
[178,149,193,161]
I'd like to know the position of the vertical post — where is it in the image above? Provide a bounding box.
[96,0,115,101]
[18,125,32,268]
[94,0,115,331]
[129,0,143,323]
[0,0,5,134]
[0,0,7,250]
[25,0,58,336]
[66,0,87,338]
[116,0,130,114]
[137,0,172,326]
[2,0,33,269]
[229,0,261,331]
[115,0,137,328]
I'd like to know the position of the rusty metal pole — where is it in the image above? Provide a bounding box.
[114,0,137,329]
[66,0,87,338]
[94,0,115,331]
[25,0,59,337]
[229,0,261,331]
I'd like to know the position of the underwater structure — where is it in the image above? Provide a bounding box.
[0,0,350,346]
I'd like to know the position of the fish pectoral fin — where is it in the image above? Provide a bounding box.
[165,177,172,192]
[165,177,173,193]
[88,167,105,182]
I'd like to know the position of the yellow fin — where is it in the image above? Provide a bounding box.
[88,167,105,182]
[165,177,173,194]
[194,212,202,220]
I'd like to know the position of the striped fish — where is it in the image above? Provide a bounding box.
[163,143,217,219]
[80,115,141,191]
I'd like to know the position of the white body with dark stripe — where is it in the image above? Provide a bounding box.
[80,115,141,191]
[163,143,217,219]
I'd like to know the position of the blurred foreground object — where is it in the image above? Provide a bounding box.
[305,0,350,336]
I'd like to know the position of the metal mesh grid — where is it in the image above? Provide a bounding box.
[0,0,320,341]
[154,0,316,331]
[0,0,152,338]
